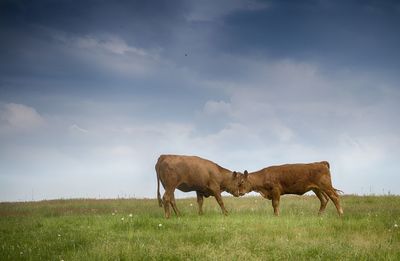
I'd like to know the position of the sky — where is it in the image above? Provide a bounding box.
[1,0,400,201]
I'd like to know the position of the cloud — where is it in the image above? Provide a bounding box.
[69,124,89,133]
[192,58,400,182]
[203,100,232,116]
[1,54,399,201]
[1,77,399,201]
[0,103,45,132]
[49,29,161,77]
[66,34,149,56]
[335,134,386,171]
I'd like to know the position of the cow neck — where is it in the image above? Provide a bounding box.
[248,170,265,189]
[219,166,232,176]
[218,166,233,184]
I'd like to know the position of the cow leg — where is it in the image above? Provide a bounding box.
[170,193,180,217]
[323,188,344,216]
[214,193,228,216]
[271,190,281,216]
[162,193,170,219]
[162,189,173,219]
[322,191,329,202]
[196,191,204,215]
[313,189,329,215]
[209,183,228,216]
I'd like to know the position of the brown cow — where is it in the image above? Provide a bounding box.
[238,161,343,216]
[156,155,241,218]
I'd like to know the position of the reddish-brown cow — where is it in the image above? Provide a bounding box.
[156,155,241,218]
[238,161,343,216]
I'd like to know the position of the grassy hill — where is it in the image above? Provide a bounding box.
[1,195,399,260]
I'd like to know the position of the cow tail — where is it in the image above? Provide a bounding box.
[157,171,163,207]
[156,157,163,207]
[334,188,344,195]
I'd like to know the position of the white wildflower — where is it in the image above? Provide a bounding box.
[121,217,124,221]
[129,213,133,217]
[158,223,162,228]
[394,223,398,228]
[190,203,193,207]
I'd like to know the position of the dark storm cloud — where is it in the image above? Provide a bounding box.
[0,0,208,117]
[0,0,227,107]
[2,0,400,75]
[217,0,400,72]
[0,0,187,44]
[0,0,187,81]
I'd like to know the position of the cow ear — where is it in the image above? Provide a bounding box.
[233,171,237,178]
[244,170,248,178]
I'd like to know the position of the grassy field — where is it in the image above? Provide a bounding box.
[1,195,399,260]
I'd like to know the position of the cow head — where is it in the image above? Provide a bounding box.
[225,171,243,197]
[238,170,252,196]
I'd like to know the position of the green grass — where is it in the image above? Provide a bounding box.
[1,195,399,260]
